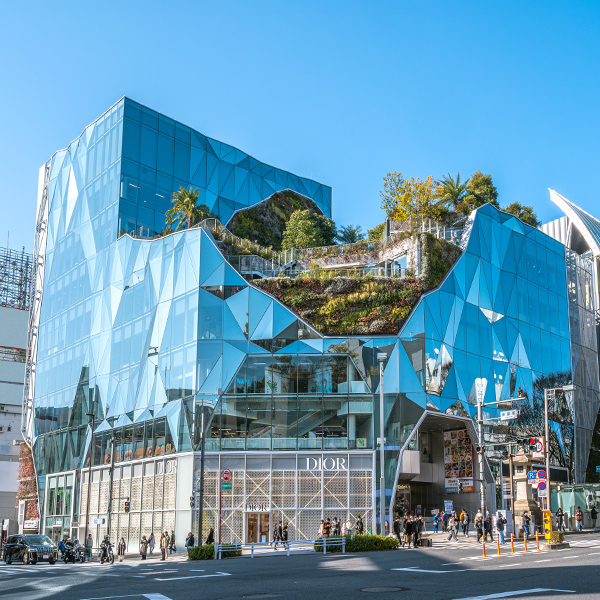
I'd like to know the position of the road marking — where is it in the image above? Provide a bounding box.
[441,563,461,565]
[143,595,174,600]
[451,589,575,600]
[588,552,600,556]
[392,567,472,573]
[562,555,579,558]
[154,572,231,581]
[534,559,551,563]
[498,563,521,567]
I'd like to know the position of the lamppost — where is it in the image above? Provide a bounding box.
[197,406,206,545]
[544,385,575,510]
[83,410,95,546]
[377,352,387,535]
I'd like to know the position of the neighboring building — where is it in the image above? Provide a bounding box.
[0,246,32,539]
[24,98,600,548]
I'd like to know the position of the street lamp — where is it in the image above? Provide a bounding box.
[377,352,387,535]
[544,385,574,510]
[83,410,95,547]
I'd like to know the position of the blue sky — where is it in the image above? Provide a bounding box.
[2,0,600,253]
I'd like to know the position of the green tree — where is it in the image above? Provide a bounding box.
[368,223,385,241]
[503,201,541,227]
[282,209,337,250]
[459,171,499,214]
[337,224,365,244]
[380,172,405,217]
[435,172,470,210]
[388,175,443,222]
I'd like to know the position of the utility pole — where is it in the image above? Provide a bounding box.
[508,442,515,513]
[198,408,206,544]
[106,437,115,539]
[83,410,95,546]
[377,353,387,535]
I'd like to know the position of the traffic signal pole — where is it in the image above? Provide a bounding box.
[544,389,550,511]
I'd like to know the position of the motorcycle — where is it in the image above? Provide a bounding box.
[75,546,86,562]
[63,547,76,564]
[98,544,114,564]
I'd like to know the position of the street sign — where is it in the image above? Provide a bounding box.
[221,481,232,490]
[538,481,547,491]
[537,469,546,479]
[538,488,547,497]
[527,470,537,479]
[533,437,545,459]
[221,469,232,482]
[596,466,600,473]
[500,409,519,421]
[93,518,105,525]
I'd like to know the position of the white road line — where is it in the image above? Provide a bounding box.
[534,559,551,563]
[498,563,521,567]
[562,555,579,558]
[441,563,461,565]
[451,589,575,600]
[392,567,472,573]
[154,572,231,581]
[588,552,600,555]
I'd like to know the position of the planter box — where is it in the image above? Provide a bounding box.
[544,542,570,550]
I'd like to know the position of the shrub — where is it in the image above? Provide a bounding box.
[313,534,399,553]
[188,543,242,560]
[550,531,564,544]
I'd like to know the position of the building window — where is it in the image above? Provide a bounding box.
[0,346,26,362]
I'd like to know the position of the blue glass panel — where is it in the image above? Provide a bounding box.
[140,125,158,168]
[122,118,141,162]
[157,133,174,175]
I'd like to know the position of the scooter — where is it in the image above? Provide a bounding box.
[98,544,114,564]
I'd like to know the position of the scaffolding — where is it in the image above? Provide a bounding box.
[0,246,33,310]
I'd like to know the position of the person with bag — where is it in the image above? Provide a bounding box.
[393,516,402,546]
[148,532,155,555]
[185,532,195,559]
[169,530,176,554]
[591,505,598,529]
[474,510,484,543]
[205,528,215,545]
[447,514,458,542]
[461,511,470,537]
[117,537,126,562]
[521,511,531,539]
[140,535,148,560]
[556,508,566,532]
[575,507,584,531]
[404,516,413,549]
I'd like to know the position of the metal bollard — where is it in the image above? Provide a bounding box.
[496,539,501,555]
[251,542,254,559]
[324,536,327,555]
[287,541,290,557]
[342,536,346,554]
[510,533,515,554]
[482,540,487,557]
[535,532,540,551]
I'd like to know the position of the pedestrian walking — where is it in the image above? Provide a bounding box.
[323,518,331,537]
[356,516,364,535]
[342,519,348,536]
[272,523,279,549]
[575,507,584,531]
[148,532,155,554]
[140,535,148,560]
[521,511,531,539]
[345,519,352,535]
[474,510,483,543]
[393,517,402,545]
[484,513,494,542]
[117,537,126,562]
[461,511,470,537]
[495,512,507,545]
[206,528,215,545]
[169,530,176,554]
[556,508,566,532]
[185,532,195,558]
[282,522,288,544]
[85,534,93,560]
[433,513,439,533]
[318,520,325,538]
[404,516,413,549]
[413,516,421,547]
[160,532,168,560]
[591,506,598,529]
[447,514,458,542]
[442,511,449,533]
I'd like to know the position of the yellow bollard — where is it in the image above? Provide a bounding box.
[510,532,515,554]
[524,534,528,552]
[496,539,501,555]
[482,540,487,557]
[535,532,540,551]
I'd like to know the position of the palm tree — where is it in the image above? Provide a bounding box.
[337,224,365,244]
[166,187,200,231]
[435,172,470,211]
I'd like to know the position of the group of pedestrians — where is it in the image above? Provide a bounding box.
[271,522,289,548]
[317,516,364,538]
[556,505,598,531]
[138,530,176,560]
[392,514,424,548]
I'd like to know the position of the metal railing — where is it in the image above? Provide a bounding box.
[214,536,347,559]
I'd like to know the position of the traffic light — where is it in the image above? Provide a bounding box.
[124,501,130,513]
[543,509,553,541]
[190,495,195,508]
[527,438,537,452]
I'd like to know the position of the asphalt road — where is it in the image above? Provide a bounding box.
[2,534,600,600]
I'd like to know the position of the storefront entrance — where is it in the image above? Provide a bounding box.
[247,513,270,543]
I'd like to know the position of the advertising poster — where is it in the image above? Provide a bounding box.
[443,429,474,493]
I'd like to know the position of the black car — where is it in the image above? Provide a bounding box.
[2,534,58,565]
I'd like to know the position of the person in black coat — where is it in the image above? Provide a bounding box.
[393,517,402,547]
[205,528,215,545]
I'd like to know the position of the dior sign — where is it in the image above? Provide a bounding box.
[157,459,177,475]
[304,457,347,471]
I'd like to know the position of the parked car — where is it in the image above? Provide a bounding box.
[2,534,58,565]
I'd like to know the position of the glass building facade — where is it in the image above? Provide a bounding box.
[25,99,599,546]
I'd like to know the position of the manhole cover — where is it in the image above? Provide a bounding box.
[243,595,282,599]
[360,588,410,593]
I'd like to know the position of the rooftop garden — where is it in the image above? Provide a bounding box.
[253,233,462,335]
